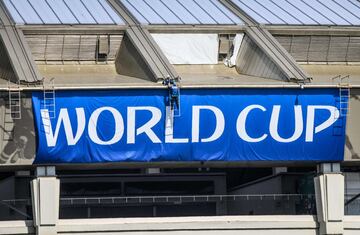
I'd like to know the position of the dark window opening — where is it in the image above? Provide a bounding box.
[58,168,316,219]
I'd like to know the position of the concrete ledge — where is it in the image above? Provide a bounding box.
[344,216,360,229]
[58,215,318,233]
[0,220,34,234]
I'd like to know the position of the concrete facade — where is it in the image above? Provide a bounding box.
[0,164,346,235]
[2,216,360,235]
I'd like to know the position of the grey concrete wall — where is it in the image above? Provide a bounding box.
[56,216,319,235]
[345,90,360,161]
[2,215,360,235]
[0,94,35,165]
[58,231,317,235]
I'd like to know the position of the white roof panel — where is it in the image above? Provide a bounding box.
[9,0,43,24]
[231,0,360,25]
[45,0,78,24]
[161,0,199,24]
[28,0,60,24]
[177,0,217,24]
[144,0,183,24]
[119,0,243,25]
[62,0,96,24]
[3,0,25,24]
[208,0,243,24]
[230,0,269,24]
[256,0,302,25]
[3,0,125,25]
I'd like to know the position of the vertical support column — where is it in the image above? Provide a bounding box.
[31,166,59,235]
[314,163,344,235]
[214,177,227,216]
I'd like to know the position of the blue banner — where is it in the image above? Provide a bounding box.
[32,89,346,164]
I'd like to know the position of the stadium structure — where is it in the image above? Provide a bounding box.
[0,0,359,234]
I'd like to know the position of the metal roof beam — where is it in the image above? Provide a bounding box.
[266,26,360,37]
[19,25,128,34]
[246,26,310,81]
[144,24,245,33]
[0,2,40,83]
[220,0,310,82]
[108,0,178,81]
[125,28,167,80]
[107,0,138,25]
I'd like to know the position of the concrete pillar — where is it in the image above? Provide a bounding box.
[31,166,59,235]
[314,163,344,235]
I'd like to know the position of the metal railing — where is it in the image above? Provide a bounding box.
[60,194,314,205]
[345,194,360,215]
[0,199,32,220]
[59,194,316,218]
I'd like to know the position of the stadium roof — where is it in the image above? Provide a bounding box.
[0,0,359,86]
[231,0,360,26]
[3,0,360,26]
[119,0,243,25]
[3,0,124,24]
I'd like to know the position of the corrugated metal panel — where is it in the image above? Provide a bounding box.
[347,37,360,61]
[275,35,360,62]
[78,35,97,61]
[63,35,82,60]
[307,36,330,62]
[327,37,349,62]
[3,0,124,25]
[26,34,122,62]
[236,35,287,81]
[231,0,360,25]
[291,36,311,61]
[108,35,123,59]
[119,0,243,25]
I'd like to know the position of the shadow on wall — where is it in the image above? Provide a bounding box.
[347,135,360,160]
[346,93,360,160]
[0,94,35,165]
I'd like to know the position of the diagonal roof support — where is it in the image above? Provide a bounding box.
[220,0,310,82]
[246,26,311,82]
[0,2,41,83]
[108,0,178,81]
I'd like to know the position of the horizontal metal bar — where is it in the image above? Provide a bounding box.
[60,194,315,203]
[145,25,245,34]
[0,83,360,91]
[267,26,360,36]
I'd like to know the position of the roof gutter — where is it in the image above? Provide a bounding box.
[1,84,357,91]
